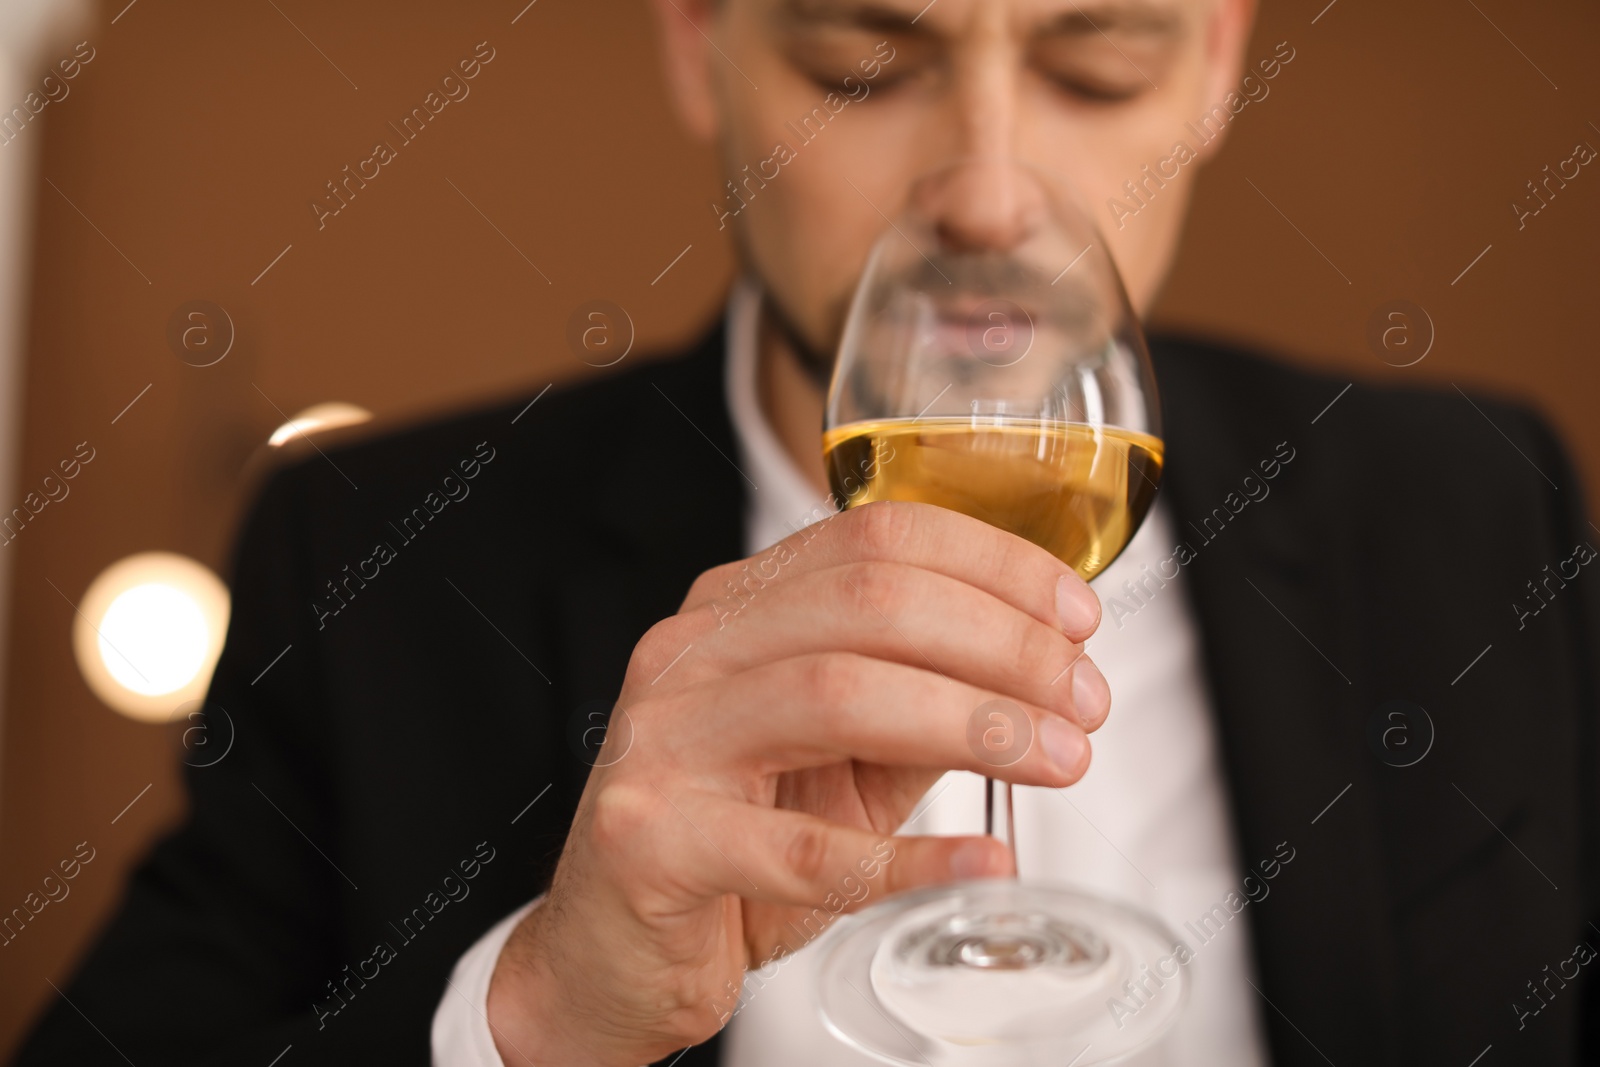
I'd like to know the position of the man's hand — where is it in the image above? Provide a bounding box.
[485,501,1110,1066]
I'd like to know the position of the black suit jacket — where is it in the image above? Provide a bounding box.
[17,323,1600,1065]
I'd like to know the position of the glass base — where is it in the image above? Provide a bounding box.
[815,880,1188,1065]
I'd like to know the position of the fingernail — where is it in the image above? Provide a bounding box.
[1056,574,1099,635]
[1071,657,1110,728]
[1039,716,1087,775]
[950,839,995,879]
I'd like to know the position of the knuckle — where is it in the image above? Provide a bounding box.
[643,613,695,651]
[974,534,1017,591]
[800,652,867,712]
[846,499,917,557]
[783,822,833,886]
[1012,619,1063,680]
[685,562,736,607]
[842,561,913,622]
[683,569,717,606]
[627,615,700,683]
[588,781,657,856]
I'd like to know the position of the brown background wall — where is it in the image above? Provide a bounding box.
[1,0,1595,1054]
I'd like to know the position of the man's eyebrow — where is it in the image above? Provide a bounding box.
[775,0,935,33]
[1038,2,1187,37]
[775,0,1187,40]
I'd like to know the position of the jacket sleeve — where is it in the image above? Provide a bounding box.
[1522,410,1600,1062]
[14,463,376,1065]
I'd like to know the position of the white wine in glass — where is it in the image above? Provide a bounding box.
[822,418,1163,581]
[814,158,1183,1066]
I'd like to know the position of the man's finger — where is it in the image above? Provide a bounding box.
[680,501,1101,642]
[650,652,1095,786]
[632,790,1011,918]
[690,561,1099,728]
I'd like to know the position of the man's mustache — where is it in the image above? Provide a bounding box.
[893,251,1099,329]
[901,251,1052,296]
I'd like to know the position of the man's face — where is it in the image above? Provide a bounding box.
[656,0,1256,361]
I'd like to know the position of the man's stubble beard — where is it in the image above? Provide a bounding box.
[730,222,1078,392]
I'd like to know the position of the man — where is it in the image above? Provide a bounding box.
[17,0,1598,1064]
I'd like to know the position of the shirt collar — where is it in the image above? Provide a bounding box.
[724,278,839,554]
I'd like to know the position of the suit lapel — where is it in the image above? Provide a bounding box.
[546,326,741,1067]
[1151,340,1404,1064]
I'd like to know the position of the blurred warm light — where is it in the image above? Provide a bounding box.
[72,552,230,722]
[268,402,371,447]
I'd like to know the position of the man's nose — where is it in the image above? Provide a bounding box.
[918,50,1048,255]
[922,158,1049,255]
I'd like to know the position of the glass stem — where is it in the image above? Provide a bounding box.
[983,776,1019,877]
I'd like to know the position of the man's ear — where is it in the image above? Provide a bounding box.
[1193,0,1258,162]
[648,0,722,142]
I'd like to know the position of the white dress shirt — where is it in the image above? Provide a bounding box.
[433,281,1272,1066]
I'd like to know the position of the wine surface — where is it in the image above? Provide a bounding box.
[823,417,1164,581]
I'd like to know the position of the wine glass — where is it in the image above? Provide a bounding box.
[814,158,1182,1065]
